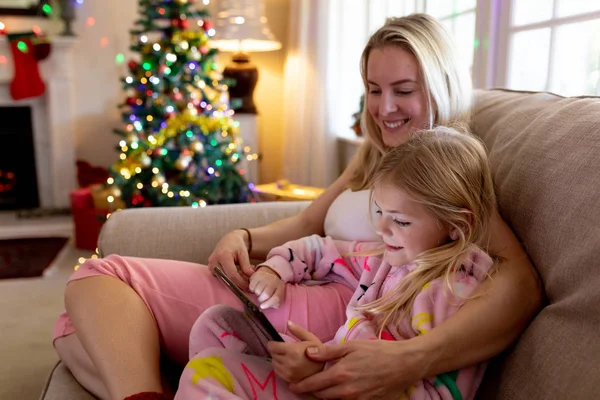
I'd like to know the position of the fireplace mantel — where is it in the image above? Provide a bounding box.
[0,36,78,209]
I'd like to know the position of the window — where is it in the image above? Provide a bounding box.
[425,0,477,75]
[502,0,600,96]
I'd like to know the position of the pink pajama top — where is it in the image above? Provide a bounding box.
[260,234,494,400]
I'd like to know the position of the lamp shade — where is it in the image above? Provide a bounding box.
[211,0,282,53]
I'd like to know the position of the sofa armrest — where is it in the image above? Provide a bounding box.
[98,201,310,264]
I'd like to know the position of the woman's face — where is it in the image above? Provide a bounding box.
[366,46,430,148]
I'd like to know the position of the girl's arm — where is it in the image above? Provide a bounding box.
[259,236,377,285]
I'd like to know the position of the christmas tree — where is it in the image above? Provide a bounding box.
[106,0,252,209]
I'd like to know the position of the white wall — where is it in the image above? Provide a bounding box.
[0,0,289,183]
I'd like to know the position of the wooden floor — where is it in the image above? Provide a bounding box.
[0,232,93,400]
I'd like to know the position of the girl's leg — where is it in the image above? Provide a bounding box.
[53,255,353,399]
[175,348,311,400]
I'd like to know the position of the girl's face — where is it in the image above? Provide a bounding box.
[373,183,451,267]
[366,46,430,148]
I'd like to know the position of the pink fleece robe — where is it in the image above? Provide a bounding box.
[175,235,493,400]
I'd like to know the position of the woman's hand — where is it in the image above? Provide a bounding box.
[208,229,254,290]
[268,321,325,383]
[249,267,285,309]
[290,340,425,399]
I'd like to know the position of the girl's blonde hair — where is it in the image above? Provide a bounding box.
[349,13,473,191]
[357,125,496,334]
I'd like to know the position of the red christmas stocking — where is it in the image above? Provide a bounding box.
[8,35,47,100]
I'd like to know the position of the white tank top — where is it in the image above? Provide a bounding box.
[323,189,381,242]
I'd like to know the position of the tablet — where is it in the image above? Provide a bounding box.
[213,266,284,342]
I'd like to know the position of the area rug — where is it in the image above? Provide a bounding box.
[0,237,69,280]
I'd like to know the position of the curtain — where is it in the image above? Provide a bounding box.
[281,0,337,187]
[282,0,393,187]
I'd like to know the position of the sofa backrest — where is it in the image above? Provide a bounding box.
[471,89,600,400]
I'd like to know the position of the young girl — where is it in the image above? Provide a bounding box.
[174,126,497,400]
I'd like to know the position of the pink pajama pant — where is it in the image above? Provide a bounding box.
[52,255,354,367]
[175,305,313,400]
[177,348,313,400]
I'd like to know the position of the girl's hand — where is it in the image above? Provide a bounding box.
[208,229,254,290]
[249,267,285,309]
[268,321,325,383]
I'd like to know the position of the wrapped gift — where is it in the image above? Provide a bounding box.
[70,188,109,251]
[90,183,126,210]
[251,180,325,201]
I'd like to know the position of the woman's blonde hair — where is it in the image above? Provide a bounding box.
[348,13,473,191]
[357,125,496,335]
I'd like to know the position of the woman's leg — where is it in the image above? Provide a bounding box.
[54,333,109,399]
[64,275,164,400]
[53,255,354,399]
[54,332,181,400]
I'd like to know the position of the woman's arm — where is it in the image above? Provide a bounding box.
[294,209,543,398]
[247,165,355,259]
[210,164,355,288]
[419,209,543,373]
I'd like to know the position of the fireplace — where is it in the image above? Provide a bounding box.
[0,106,39,210]
[0,36,77,209]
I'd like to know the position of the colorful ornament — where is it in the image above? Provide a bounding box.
[140,155,152,167]
[175,156,192,170]
[131,193,145,206]
[178,19,189,30]
[192,141,204,153]
[189,48,201,61]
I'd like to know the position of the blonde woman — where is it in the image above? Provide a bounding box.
[174,127,498,400]
[54,14,541,400]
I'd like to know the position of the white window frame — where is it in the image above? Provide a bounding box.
[479,0,600,91]
[363,0,600,91]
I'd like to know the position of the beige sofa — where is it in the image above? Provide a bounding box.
[41,89,600,400]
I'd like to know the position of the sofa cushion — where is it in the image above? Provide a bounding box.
[471,89,600,400]
[39,362,96,400]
